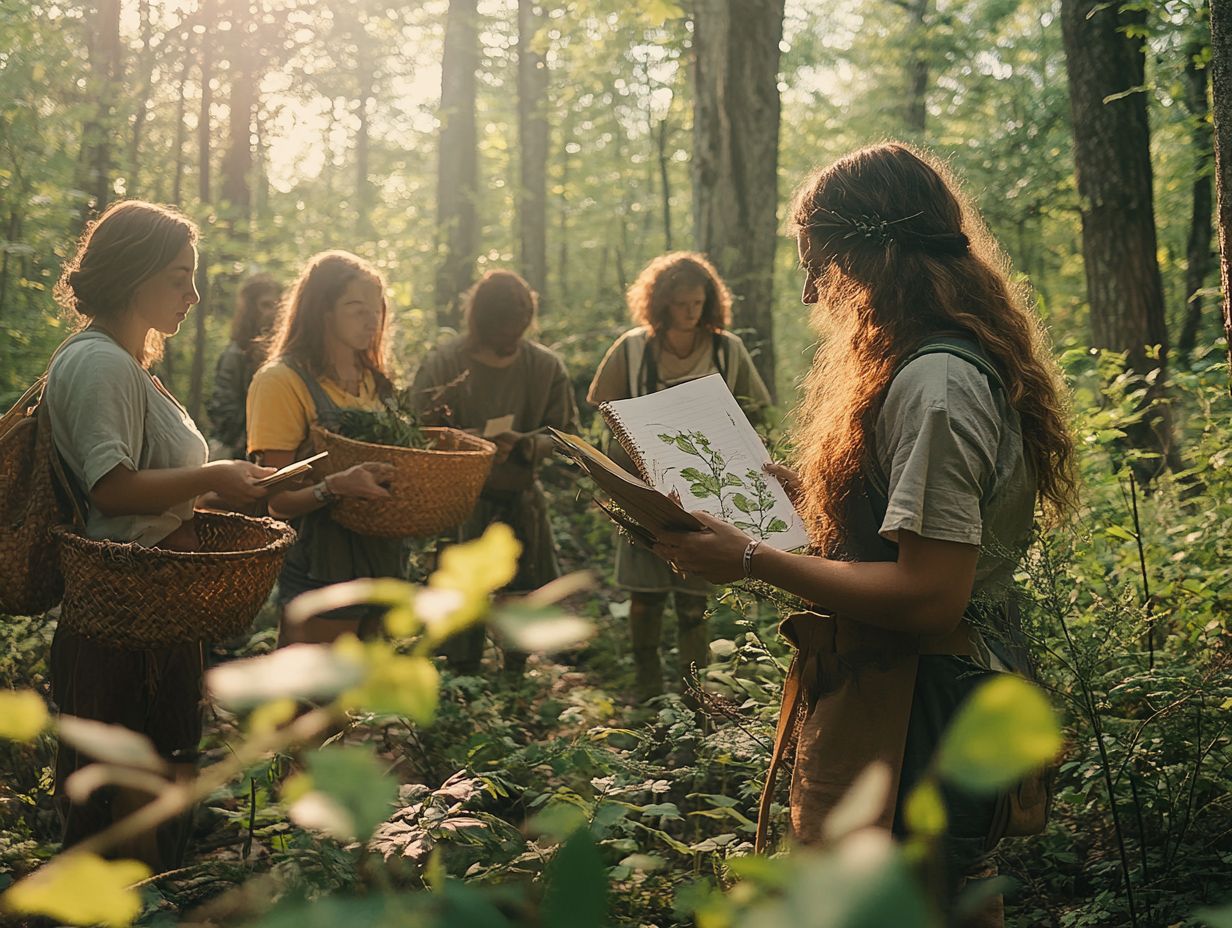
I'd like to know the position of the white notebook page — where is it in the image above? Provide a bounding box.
[603,374,810,551]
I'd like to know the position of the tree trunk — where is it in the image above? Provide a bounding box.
[435,0,481,327]
[657,117,673,251]
[517,0,549,303]
[1061,0,1173,476]
[172,47,191,205]
[127,0,155,197]
[691,0,785,396]
[198,0,216,206]
[220,1,256,220]
[1207,0,1232,387]
[903,0,930,134]
[79,0,122,216]
[1178,34,1214,363]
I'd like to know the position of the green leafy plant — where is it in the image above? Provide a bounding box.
[657,430,788,537]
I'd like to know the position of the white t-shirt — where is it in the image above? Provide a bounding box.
[46,329,208,545]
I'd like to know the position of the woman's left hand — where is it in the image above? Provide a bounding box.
[653,509,753,584]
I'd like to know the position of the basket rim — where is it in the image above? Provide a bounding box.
[52,510,297,561]
[311,424,497,458]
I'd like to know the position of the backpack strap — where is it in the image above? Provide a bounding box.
[865,334,1006,511]
[284,359,343,429]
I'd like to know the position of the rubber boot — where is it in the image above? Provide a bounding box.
[675,593,710,705]
[442,625,486,675]
[628,592,667,701]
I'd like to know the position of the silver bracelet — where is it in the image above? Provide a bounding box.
[742,538,763,578]
[312,479,336,505]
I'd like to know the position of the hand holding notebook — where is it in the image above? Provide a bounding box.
[553,374,808,550]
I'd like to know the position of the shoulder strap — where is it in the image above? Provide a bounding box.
[284,359,340,420]
[865,334,1006,509]
[711,331,729,385]
[622,329,649,398]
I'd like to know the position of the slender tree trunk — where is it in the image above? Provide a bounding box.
[127,0,155,197]
[657,117,673,251]
[557,110,571,301]
[220,2,256,221]
[435,0,480,327]
[691,0,785,396]
[198,0,216,207]
[172,48,191,206]
[254,107,270,221]
[1178,35,1214,363]
[1212,0,1232,388]
[904,0,930,133]
[517,0,549,303]
[79,0,122,217]
[190,0,217,423]
[1061,0,1174,476]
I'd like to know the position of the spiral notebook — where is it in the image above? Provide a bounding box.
[554,374,809,551]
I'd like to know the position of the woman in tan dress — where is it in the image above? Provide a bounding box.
[588,252,771,700]
[654,145,1075,924]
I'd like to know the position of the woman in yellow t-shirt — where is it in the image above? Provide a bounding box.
[246,251,400,645]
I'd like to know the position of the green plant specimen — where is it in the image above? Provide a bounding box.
[657,430,788,537]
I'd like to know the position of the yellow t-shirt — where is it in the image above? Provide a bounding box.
[246,360,383,455]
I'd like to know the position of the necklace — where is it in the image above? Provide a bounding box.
[662,329,700,360]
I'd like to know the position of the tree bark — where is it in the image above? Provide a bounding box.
[691,0,785,396]
[1061,0,1173,475]
[79,0,123,216]
[127,0,156,197]
[1178,34,1214,363]
[658,117,673,251]
[172,46,191,205]
[517,0,549,303]
[220,0,256,220]
[903,0,930,133]
[198,0,216,206]
[435,0,481,328]
[1209,0,1232,387]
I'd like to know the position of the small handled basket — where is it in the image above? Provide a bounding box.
[310,426,496,539]
[53,511,296,648]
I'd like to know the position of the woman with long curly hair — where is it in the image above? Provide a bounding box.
[654,144,1075,923]
[588,252,772,701]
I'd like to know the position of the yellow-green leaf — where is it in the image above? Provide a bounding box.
[903,780,947,838]
[935,676,1062,793]
[342,641,439,725]
[0,690,48,741]
[4,853,150,927]
[430,523,522,598]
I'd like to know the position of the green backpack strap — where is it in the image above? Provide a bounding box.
[865,334,1006,511]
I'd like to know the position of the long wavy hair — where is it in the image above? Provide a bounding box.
[265,250,392,395]
[627,251,732,334]
[789,143,1075,554]
[54,200,198,367]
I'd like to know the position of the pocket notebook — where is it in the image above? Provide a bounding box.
[553,374,809,551]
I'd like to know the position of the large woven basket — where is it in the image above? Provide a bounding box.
[310,425,496,538]
[54,511,296,648]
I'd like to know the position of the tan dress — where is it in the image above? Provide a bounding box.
[587,326,772,593]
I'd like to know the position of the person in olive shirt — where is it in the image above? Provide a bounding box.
[411,270,580,675]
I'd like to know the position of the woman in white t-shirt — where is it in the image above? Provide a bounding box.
[46,200,274,869]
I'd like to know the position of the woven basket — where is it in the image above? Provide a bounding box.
[54,511,296,648]
[0,378,82,616]
[311,425,496,538]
